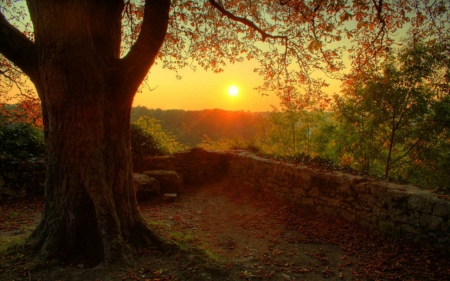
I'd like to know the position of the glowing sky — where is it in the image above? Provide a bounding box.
[134,59,341,112]
[3,2,342,113]
[134,60,279,112]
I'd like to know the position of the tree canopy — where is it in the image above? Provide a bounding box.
[2,0,449,104]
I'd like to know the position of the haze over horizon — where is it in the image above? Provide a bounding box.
[133,59,342,112]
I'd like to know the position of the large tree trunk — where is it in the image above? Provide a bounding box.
[14,0,172,265]
[31,85,166,264]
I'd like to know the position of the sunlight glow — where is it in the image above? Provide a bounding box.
[228,85,239,97]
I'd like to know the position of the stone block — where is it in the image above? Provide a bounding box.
[316,205,336,215]
[354,182,370,194]
[420,213,445,231]
[337,183,351,194]
[373,206,389,220]
[302,197,315,206]
[358,193,376,205]
[433,201,450,217]
[400,223,420,236]
[326,197,340,207]
[356,211,377,228]
[407,195,434,213]
[389,208,417,225]
[142,170,183,194]
[370,183,388,198]
[293,187,306,197]
[337,208,356,222]
[133,173,160,201]
[308,186,319,197]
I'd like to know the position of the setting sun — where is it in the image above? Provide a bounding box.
[228,85,239,97]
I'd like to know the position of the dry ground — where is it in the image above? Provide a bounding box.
[1,181,449,280]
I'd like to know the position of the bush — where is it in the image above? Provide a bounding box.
[130,123,167,157]
[0,123,45,164]
[132,117,188,155]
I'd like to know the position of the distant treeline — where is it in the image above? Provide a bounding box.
[131,106,266,147]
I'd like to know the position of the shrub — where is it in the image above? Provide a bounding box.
[130,123,166,157]
[0,123,45,164]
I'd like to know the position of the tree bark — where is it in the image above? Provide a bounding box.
[1,0,171,265]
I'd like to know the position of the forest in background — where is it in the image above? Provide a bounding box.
[131,107,266,147]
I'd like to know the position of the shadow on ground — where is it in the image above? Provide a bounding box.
[1,181,450,280]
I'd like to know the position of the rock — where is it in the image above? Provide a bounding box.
[133,173,160,201]
[163,193,177,202]
[142,170,184,194]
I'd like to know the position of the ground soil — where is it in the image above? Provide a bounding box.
[1,181,450,280]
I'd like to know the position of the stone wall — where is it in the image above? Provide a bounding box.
[0,161,45,200]
[133,147,232,184]
[2,148,449,251]
[139,148,450,251]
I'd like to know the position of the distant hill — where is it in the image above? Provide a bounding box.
[131,106,267,147]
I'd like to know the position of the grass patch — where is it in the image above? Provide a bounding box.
[7,211,19,220]
[0,236,27,255]
[202,248,222,264]
[148,220,225,265]
[0,235,29,267]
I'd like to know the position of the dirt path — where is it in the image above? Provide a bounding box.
[1,181,450,280]
[141,182,352,280]
[141,181,450,280]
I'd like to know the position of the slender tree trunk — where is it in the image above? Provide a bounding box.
[385,122,396,179]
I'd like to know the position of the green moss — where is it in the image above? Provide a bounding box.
[148,220,225,267]
[0,235,28,261]
[1,236,26,253]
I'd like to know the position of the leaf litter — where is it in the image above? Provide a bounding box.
[1,181,450,280]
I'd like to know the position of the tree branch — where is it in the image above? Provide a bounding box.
[0,11,38,82]
[87,0,124,64]
[208,0,287,42]
[120,0,170,95]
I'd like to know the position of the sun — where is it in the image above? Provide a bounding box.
[228,85,239,97]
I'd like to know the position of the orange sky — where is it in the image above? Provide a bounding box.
[3,2,344,113]
[3,2,414,113]
[9,58,341,112]
[134,59,341,112]
[135,60,280,112]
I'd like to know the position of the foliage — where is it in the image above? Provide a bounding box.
[334,41,449,184]
[1,92,43,129]
[132,116,187,155]
[157,0,449,103]
[240,40,450,189]
[254,106,333,158]
[0,122,44,164]
[130,123,166,157]
[0,89,44,165]
[196,134,257,152]
[3,0,444,105]
[407,95,450,189]
[131,107,264,147]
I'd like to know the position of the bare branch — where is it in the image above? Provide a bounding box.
[208,0,287,42]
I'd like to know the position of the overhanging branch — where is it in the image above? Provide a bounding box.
[0,12,37,81]
[208,0,287,42]
[119,0,170,98]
